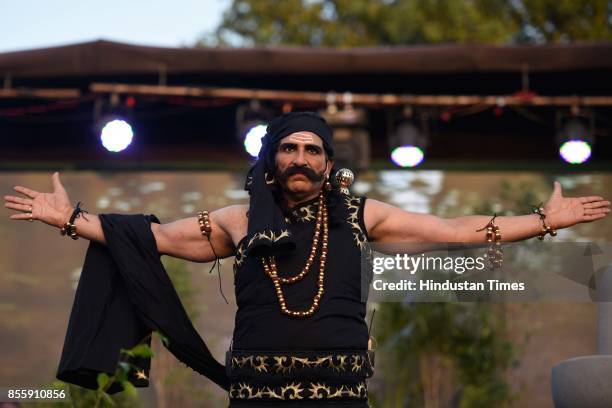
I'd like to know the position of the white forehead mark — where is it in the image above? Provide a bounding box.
[287,132,315,143]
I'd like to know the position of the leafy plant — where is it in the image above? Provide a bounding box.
[371,179,548,407]
[93,331,167,408]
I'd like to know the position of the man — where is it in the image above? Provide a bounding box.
[4,111,611,406]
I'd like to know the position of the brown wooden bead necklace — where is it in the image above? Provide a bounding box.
[260,191,328,317]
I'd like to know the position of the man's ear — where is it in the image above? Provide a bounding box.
[327,159,334,176]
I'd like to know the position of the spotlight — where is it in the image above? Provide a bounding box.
[236,101,273,158]
[556,112,594,164]
[243,123,268,158]
[100,119,133,153]
[559,140,592,164]
[94,95,135,153]
[389,114,429,168]
[391,145,424,167]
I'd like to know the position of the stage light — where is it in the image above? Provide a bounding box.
[556,113,594,164]
[94,95,135,153]
[100,119,133,152]
[559,140,592,164]
[244,123,267,158]
[391,146,424,167]
[236,101,273,158]
[389,118,429,168]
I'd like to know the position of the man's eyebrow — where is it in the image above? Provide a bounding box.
[278,142,323,151]
[306,144,323,151]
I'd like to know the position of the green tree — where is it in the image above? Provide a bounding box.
[200,0,612,47]
[516,0,612,43]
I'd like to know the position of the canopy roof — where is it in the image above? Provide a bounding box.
[2,40,612,78]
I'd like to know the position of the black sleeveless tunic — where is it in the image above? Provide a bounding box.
[232,194,370,351]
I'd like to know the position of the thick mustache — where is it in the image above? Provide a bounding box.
[279,166,324,182]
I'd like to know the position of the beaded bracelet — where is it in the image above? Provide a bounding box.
[196,210,212,239]
[532,202,557,240]
[476,213,503,269]
[196,210,229,304]
[60,201,89,240]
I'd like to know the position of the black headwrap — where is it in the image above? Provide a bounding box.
[244,111,334,257]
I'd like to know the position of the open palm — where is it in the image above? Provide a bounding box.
[4,172,73,228]
[543,181,611,229]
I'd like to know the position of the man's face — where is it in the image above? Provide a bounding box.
[274,132,332,197]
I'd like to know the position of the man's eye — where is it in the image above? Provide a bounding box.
[308,147,320,154]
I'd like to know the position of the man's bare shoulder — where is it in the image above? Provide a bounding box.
[213,204,249,245]
[364,198,394,219]
[214,204,248,225]
[363,198,402,238]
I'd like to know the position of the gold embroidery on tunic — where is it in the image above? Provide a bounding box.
[345,196,367,249]
[351,354,364,372]
[235,229,291,273]
[233,241,246,273]
[247,229,291,249]
[330,354,348,372]
[281,382,304,400]
[292,202,318,222]
[230,381,368,400]
[231,353,373,376]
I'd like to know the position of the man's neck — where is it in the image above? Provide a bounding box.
[284,190,320,209]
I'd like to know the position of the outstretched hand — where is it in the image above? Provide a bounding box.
[4,172,73,228]
[543,181,611,229]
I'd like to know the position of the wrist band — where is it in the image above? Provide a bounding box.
[532,202,557,240]
[60,201,88,240]
[476,213,503,269]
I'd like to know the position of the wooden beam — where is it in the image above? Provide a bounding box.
[0,88,81,99]
[90,83,612,107]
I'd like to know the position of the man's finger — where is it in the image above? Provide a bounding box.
[553,181,562,196]
[9,213,36,220]
[14,186,38,199]
[584,213,606,222]
[579,196,605,204]
[584,200,611,209]
[52,172,66,193]
[5,202,32,212]
[4,195,33,205]
[584,208,610,215]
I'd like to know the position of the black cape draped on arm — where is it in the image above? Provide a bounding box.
[56,214,229,394]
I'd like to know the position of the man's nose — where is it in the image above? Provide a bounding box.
[292,148,307,166]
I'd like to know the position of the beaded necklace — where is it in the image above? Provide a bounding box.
[261,191,328,317]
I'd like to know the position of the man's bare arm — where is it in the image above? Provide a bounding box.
[5,172,246,262]
[57,206,243,262]
[365,182,610,244]
[154,205,246,262]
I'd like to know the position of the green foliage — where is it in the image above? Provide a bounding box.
[375,302,516,406]
[201,0,612,47]
[91,336,157,408]
[517,0,612,43]
[121,343,155,359]
[371,178,552,407]
[162,256,201,320]
[156,257,221,405]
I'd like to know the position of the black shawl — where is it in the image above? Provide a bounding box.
[56,214,229,394]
